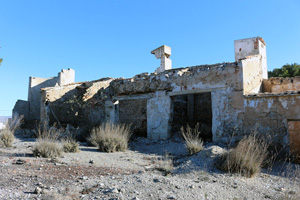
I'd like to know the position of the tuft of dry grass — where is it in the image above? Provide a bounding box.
[62,126,80,153]
[33,125,63,158]
[181,123,204,155]
[218,134,268,178]
[0,130,14,147]
[0,116,23,147]
[63,139,80,153]
[88,122,131,153]
[33,139,63,158]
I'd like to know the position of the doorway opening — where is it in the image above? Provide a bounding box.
[118,99,147,137]
[288,120,300,163]
[170,93,212,141]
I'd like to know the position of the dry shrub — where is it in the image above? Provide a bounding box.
[33,125,62,158]
[63,139,79,153]
[218,134,268,177]
[33,139,62,158]
[0,130,14,147]
[62,126,80,153]
[88,122,131,153]
[181,123,204,155]
[0,116,23,147]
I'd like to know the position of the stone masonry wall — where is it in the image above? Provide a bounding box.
[263,77,300,93]
[40,78,114,128]
[244,94,300,150]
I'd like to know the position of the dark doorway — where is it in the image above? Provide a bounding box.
[118,99,147,137]
[170,93,212,141]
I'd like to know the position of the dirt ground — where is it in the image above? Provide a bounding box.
[0,133,300,200]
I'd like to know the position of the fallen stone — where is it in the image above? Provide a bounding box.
[34,187,42,194]
[15,159,26,165]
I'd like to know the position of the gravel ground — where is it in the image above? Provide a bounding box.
[0,133,299,200]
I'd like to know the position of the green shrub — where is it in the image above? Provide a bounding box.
[181,123,204,155]
[88,123,131,153]
[33,139,62,158]
[218,134,268,177]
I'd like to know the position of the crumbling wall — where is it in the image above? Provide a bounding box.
[263,77,300,93]
[40,78,114,129]
[244,94,300,149]
[13,68,75,123]
[40,84,81,126]
[110,63,242,95]
[28,76,58,120]
[12,100,29,119]
[241,55,264,94]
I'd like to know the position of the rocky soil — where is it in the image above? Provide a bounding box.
[0,133,300,200]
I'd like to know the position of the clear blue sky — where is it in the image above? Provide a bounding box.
[0,0,299,116]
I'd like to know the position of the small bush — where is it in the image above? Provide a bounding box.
[181,123,204,155]
[218,134,268,177]
[61,125,80,153]
[0,130,14,147]
[63,139,80,153]
[88,122,131,153]
[33,139,62,158]
[0,116,23,147]
[33,124,63,158]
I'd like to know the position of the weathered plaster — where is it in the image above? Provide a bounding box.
[147,91,171,139]
[235,37,267,79]
[244,95,300,147]
[240,55,264,94]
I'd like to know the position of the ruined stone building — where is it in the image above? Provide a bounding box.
[13,37,300,155]
[13,69,75,125]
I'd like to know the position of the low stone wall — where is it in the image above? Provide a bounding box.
[263,77,300,93]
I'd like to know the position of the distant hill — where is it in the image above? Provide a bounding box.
[0,116,11,123]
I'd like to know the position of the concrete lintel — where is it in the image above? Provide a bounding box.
[114,93,155,101]
[167,87,226,96]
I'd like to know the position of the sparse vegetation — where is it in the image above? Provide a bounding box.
[63,138,80,153]
[62,126,80,153]
[155,154,174,174]
[0,116,23,147]
[217,134,268,177]
[32,125,63,158]
[88,122,131,153]
[181,123,204,155]
[33,139,63,158]
[0,130,14,147]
